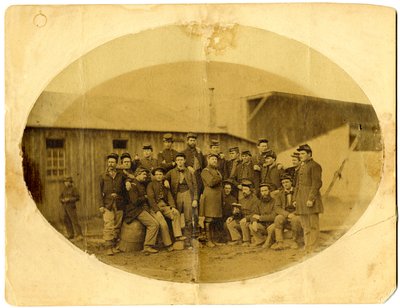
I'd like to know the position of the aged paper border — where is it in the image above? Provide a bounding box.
[4,2,397,305]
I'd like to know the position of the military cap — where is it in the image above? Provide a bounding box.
[120,152,132,161]
[142,144,153,150]
[151,167,166,175]
[107,153,119,161]
[175,152,186,159]
[258,138,269,145]
[241,179,254,188]
[229,146,240,152]
[291,152,300,158]
[134,167,148,176]
[207,153,219,159]
[63,176,73,183]
[280,173,293,182]
[297,144,312,153]
[186,132,197,139]
[210,139,220,147]
[241,150,252,157]
[163,133,174,142]
[259,182,277,191]
[264,151,277,159]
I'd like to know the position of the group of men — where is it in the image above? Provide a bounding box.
[98,133,324,255]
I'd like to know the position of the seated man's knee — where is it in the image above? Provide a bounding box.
[274,215,285,225]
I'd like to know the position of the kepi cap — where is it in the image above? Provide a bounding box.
[142,144,153,150]
[107,153,119,161]
[297,144,312,153]
[163,133,174,141]
[186,133,197,139]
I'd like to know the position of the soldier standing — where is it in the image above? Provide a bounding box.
[199,154,223,248]
[225,146,241,180]
[182,133,206,199]
[99,153,126,255]
[260,151,283,190]
[231,150,260,194]
[204,139,226,178]
[293,144,323,254]
[157,133,178,173]
[253,138,272,170]
[139,144,158,174]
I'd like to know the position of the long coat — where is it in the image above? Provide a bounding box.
[293,158,323,215]
[200,167,223,218]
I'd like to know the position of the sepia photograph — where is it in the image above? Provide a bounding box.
[5,3,396,304]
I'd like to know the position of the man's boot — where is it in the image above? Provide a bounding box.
[262,232,273,249]
[271,228,285,250]
[205,222,216,248]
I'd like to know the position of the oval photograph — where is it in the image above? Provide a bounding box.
[21,24,383,283]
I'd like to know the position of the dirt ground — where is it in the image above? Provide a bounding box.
[61,195,367,283]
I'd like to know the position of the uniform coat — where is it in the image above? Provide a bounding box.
[99,171,127,211]
[125,179,148,223]
[293,158,323,214]
[230,161,260,189]
[222,193,238,220]
[260,163,283,188]
[138,157,158,172]
[274,187,296,216]
[165,167,198,202]
[146,180,176,212]
[200,166,223,218]
[157,148,178,172]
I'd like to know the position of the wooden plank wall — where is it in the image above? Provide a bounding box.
[22,127,257,223]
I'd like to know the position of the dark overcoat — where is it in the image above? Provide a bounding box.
[293,158,324,215]
[200,167,223,218]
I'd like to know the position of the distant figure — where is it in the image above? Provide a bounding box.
[157,133,178,173]
[293,144,324,254]
[59,176,83,241]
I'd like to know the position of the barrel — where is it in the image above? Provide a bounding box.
[118,220,145,252]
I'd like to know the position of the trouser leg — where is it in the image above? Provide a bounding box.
[263,224,275,248]
[65,205,83,237]
[137,210,160,248]
[113,209,123,241]
[240,219,251,242]
[274,215,285,243]
[160,206,183,238]
[102,209,116,248]
[309,213,320,250]
[290,215,302,242]
[250,222,267,244]
[226,219,241,241]
[152,210,173,247]
[62,205,74,238]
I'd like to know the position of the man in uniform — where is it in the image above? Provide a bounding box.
[260,151,283,190]
[271,174,303,250]
[225,146,241,180]
[139,144,158,174]
[165,153,199,238]
[182,133,206,199]
[204,139,226,178]
[215,180,238,243]
[293,144,323,254]
[226,179,259,246]
[119,152,138,180]
[199,154,223,247]
[146,167,186,251]
[157,133,178,173]
[231,150,260,194]
[250,183,278,247]
[99,153,126,255]
[253,138,273,170]
[284,152,301,187]
[124,167,160,254]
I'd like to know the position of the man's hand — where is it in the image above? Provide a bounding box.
[240,217,247,224]
[99,207,105,214]
[172,162,176,166]
[125,181,132,191]
[187,166,195,174]
[250,221,259,232]
[237,184,243,190]
[134,154,140,160]
[306,200,314,207]
[198,216,205,229]
[287,213,295,221]
[277,163,284,170]
[226,217,234,224]
[111,193,117,198]
[164,180,170,189]
[192,200,198,208]
[293,201,297,207]
[252,214,261,220]
[253,165,261,171]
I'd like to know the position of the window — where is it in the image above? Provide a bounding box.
[46,139,65,178]
[112,139,128,156]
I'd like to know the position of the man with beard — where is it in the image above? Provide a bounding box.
[250,183,278,247]
[204,139,226,178]
[182,133,206,199]
[260,151,283,190]
[165,153,199,238]
[99,153,126,255]
[199,154,223,248]
[293,144,323,254]
[226,180,259,246]
[146,167,186,252]
[271,174,302,250]
[157,133,178,173]
[124,167,160,254]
